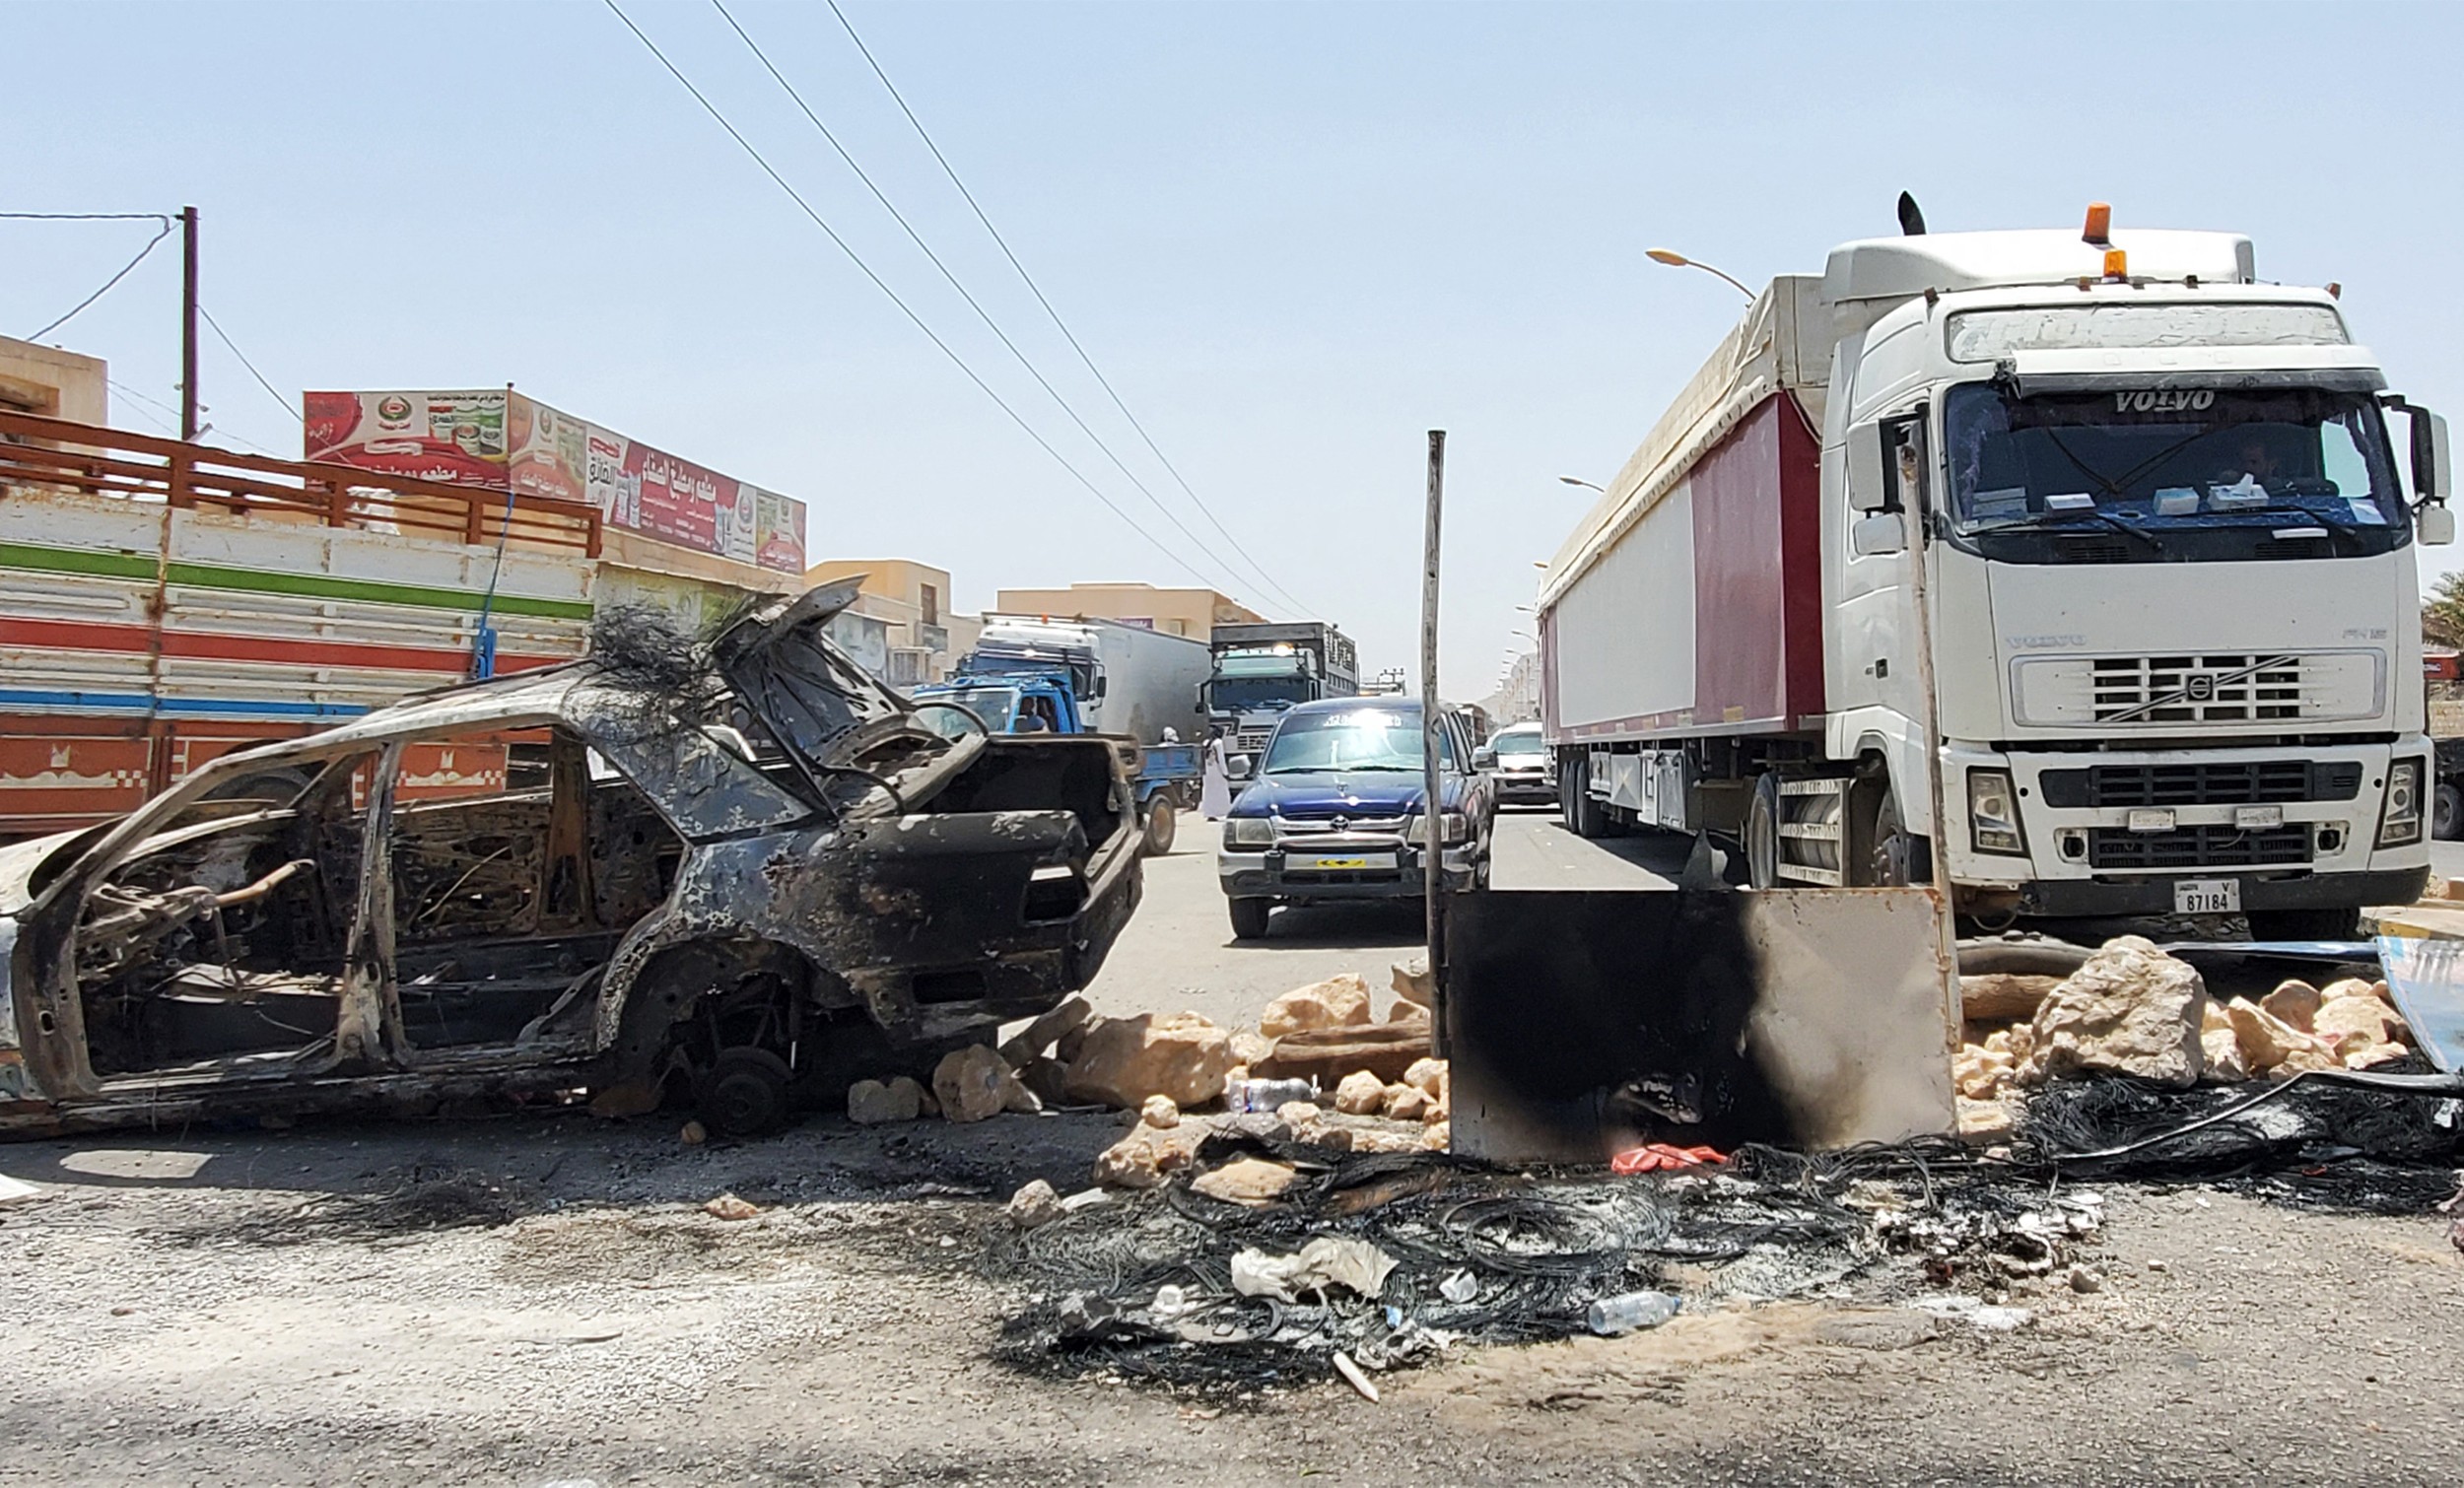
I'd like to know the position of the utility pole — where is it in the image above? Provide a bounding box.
[1420,429,1447,1052]
[178,206,200,441]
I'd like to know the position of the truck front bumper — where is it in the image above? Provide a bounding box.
[1940,739,2432,917]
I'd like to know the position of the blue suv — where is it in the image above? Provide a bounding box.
[1216,698,1493,939]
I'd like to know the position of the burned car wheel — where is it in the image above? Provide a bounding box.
[698,1047,794,1136]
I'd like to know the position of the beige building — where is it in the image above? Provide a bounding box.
[805,558,959,685]
[992,581,1264,641]
[0,335,108,425]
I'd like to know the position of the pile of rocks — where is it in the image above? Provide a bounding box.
[1953,935,2415,1140]
[1090,964,1450,1190]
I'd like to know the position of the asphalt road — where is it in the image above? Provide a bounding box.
[1079,807,1687,1032]
[2430,839,2464,884]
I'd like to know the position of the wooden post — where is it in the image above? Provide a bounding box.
[1421,430,1448,1052]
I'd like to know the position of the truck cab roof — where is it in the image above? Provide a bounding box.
[1824,228,2255,303]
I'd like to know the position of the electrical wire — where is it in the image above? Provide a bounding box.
[822,0,1315,619]
[104,380,181,438]
[197,305,304,425]
[717,0,1280,615]
[20,216,174,340]
[601,0,1227,592]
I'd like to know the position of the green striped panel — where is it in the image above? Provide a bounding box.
[0,540,593,622]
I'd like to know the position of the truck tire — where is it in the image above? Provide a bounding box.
[2437,782,2463,842]
[1569,757,1609,839]
[1141,795,1178,855]
[1228,897,1272,940]
[1869,790,1916,888]
[2247,907,2362,942]
[1744,775,1783,890]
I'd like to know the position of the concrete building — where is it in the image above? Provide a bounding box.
[1478,650,1541,726]
[992,581,1264,641]
[0,336,107,425]
[805,558,958,685]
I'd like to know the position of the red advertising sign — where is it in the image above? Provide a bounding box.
[306,388,807,574]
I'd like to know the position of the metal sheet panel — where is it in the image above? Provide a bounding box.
[2376,934,2464,1073]
[1445,887,1955,1162]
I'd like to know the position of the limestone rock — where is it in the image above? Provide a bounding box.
[2367,979,2396,1006]
[2202,998,2234,1034]
[1005,1179,1064,1228]
[704,1192,760,1221]
[1061,1012,1236,1110]
[1382,1084,1429,1121]
[1230,1030,1274,1066]
[1956,1097,2016,1142]
[1403,1056,1449,1099]
[2320,977,2378,1005]
[1140,1095,1182,1129]
[2312,995,2407,1057]
[1274,1099,1323,1128]
[2345,1041,2409,1070]
[933,1046,1019,1124]
[1982,1024,2033,1065]
[1960,973,2064,1023]
[1391,956,1434,1009]
[1261,974,1373,1040]
[1420,1120,1450,1152]
[848,1078,922,1124]
[2259,979,2322,1033]
[1252,1021,1432,1086]
[1954,1044,2017,1101]
[1390,998,1431,1027]
[1091,1119,1207,1189]
[2201,1026,2252,1083]
[890,1075,936,1117]
[2225,997,2338,1074]
[1334,1069,1388,1116]
[1192,1157,1298,1206]
[1424,1096,1450,1126]
[998,995,1092,1068]
[2025,936,2207,1087]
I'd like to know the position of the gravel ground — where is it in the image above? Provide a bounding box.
[6,815,2464,1484]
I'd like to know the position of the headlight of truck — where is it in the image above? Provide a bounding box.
[2377,759,2424,848]
[1223,817,1275,849]
[1967,768,2025,856]
[1405,812,1470,846]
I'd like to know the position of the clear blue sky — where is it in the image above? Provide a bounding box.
[12,1,2464,698]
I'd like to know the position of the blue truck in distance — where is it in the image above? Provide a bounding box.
[912,615,1211,853]
[1205,621,1361,777]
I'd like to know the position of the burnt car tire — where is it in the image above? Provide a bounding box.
[1228,897,1272,940]
[1142,796,1178,856]
[698,1047,794,1136]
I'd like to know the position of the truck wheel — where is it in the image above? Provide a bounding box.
[1745,775,1783,890]
[1869,790,1915,888]
[2247,907,2362,942]
[1569,758,1609,839]
[1141,796,1178,855]
[2437,782,2463,842]
[697,1047,794,1136]
[1228,897,1272,940]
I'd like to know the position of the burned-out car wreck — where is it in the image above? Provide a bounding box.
[0,579,1142,1135]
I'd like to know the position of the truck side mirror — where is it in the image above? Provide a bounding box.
[1091,673,1108,700]
[2421,506,2456,547]
[1851,511,1907,557]
[1848,423,1888,512]
[2413,409,2451,507]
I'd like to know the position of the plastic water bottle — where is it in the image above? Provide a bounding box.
[1223,1077,1316,1114]
[1586,1290,1681,1335]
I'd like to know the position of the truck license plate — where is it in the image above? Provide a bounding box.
[2174,878,2240,914]
[1295,852,1394,870]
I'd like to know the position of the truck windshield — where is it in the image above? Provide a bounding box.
[1941,383,2406,564]
[915,685,1018,737]
[1261,709,1455,775]
[1211,674,1308,710]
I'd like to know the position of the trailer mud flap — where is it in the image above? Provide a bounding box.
[1442,888,1956,1162]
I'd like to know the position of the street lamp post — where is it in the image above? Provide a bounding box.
[1646,246,1754,299]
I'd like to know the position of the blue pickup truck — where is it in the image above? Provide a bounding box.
[913,615,1210,853]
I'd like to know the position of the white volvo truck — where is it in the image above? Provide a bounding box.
[1540,210,2452,938]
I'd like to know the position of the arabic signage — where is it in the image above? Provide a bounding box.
[305,389,807,574]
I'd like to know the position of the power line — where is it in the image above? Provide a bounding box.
[823,0,1316,618]
[20,216,174,340]
[197,305,303,425]
[105,380,182,438]
[0,211,171,222]
[715,0,1272,614]
[601,0,1228,593]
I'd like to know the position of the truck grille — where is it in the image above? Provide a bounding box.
[2039,761,2362,808]
[1235,728,1274,752]
[2011,651,2381,727]
[2087,824,2312,870]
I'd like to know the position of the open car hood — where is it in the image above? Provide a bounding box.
[711,575,915,764]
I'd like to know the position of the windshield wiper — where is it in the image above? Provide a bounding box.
[2039,507,2168,556]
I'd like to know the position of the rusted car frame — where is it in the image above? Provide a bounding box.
[0,581,1142,1135]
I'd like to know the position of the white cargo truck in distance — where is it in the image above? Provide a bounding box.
[1540,208,2453,938]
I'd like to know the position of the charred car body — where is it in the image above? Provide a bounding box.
[0,579,1142,1135]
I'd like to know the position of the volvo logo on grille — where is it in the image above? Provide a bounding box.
[2185,673,2218,703]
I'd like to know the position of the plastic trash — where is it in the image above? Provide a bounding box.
[1224,1076,1317,1114]
[1439,1269,1478,1304]
[1586,1290,1681,1335]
